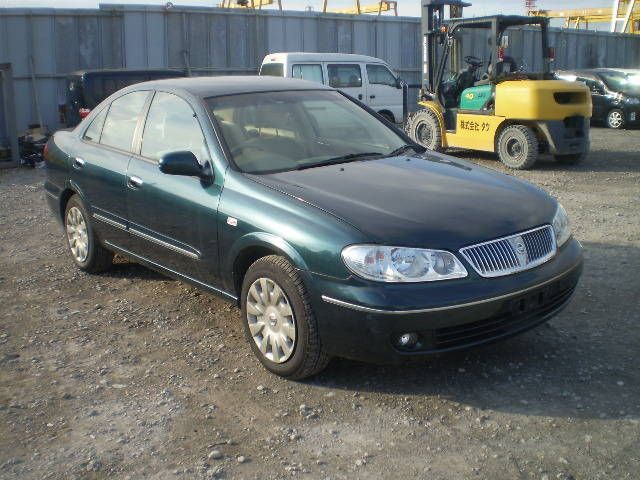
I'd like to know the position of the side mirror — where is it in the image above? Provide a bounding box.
[395,78,403,89]
[159,151,210,180]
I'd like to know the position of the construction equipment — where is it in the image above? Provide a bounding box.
[528,0,640,34]
[405,0,592,169]
[323,0,397,15]
[219,0,282,10]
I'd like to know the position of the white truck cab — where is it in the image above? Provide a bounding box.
[260,52,404,123]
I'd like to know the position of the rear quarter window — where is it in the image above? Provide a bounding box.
[260,62,284,77]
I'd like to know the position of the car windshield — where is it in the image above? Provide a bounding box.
[206,90,407,174]
[598,71,640,95]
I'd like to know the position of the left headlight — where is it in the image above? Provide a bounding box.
[625,96,640,105]
[341,245,468,282]
[552,203,571,247]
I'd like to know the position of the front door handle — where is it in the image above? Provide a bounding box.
[72,157,85,169]
[358,93,363,100]
[369,95,376,99]
[127,175,143,189]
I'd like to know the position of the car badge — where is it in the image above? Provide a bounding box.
[509,236,528,265]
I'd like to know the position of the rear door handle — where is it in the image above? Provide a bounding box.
[127,175,143,189]
[72,157,85,169]
[358,94,363,100]
[369,95,376,99]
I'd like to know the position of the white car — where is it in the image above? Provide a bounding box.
[260,52,404,123]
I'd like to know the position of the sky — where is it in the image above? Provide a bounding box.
[0,0,613,18]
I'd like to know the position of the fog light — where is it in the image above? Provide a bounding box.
[396,332,419,348]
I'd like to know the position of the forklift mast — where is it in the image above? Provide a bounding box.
[421,0,470,99]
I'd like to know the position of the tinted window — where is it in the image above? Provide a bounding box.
[82,107,108,143]
[366,64,397,87]
[260,63,284,77]
[100,91,149,152]
[292,64,324,84]
[141,92,209,163]
[327,64,362,88]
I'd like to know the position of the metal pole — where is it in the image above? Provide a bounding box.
[28,56,44,130]
[611,0,621,32]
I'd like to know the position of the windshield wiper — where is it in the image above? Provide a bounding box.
[384,144,426,157]
[296,152,383,170]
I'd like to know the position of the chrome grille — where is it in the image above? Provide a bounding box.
[460,225,556,278]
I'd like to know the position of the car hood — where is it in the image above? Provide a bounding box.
[249,153,557,249]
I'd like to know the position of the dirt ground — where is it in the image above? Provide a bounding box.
[0,127,639,480]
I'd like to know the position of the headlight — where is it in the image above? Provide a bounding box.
[552,203,571,247]
[341,245,467,282]
[625,96,640,105]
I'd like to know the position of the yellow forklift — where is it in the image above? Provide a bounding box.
[406,0,592,169]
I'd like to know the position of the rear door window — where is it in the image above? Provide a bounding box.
[327,64,362,88]
[100,91,149,152]
[292,64,324,84]
[260,63,284,77]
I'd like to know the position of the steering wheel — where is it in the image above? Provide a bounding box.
[464,55,483,68]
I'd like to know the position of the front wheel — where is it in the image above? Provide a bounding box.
[240,255,330,379]
[496,124,539,169]
[606,108,625,129]
[405,109,443,152]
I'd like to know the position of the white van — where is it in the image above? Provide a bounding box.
[260,52,404,123]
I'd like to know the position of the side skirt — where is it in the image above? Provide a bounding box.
[104,240,237,303]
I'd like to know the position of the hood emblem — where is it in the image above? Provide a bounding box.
[509,236,528,265]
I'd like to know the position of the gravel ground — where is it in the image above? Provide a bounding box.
[0,127,639,480]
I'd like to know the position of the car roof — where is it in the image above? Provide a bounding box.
[262,52,388,64]
[124,75,333,97]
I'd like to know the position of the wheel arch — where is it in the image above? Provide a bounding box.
[58,182,83,224]
[377,109,395,123]
[409,101,447,148]
[228,232,309,302]
[494,120,545,153]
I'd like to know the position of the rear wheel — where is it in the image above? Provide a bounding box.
[405,109,443,152]
[64,195,113,273]
[496,124,538,170]
[554,152,586,165]
[240,255,330,379]
[606,108,624,129]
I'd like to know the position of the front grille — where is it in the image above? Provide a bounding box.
[460,225,556,278]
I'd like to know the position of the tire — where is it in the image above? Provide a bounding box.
[405,109,443,151]
[606,108,625,129]
[64,194,113,273]
[496,124,539,170]
[554,152,586,165]
[240,255,330,379]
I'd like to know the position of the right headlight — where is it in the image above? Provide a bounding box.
[341,245,468,282]
[552,203,571,247]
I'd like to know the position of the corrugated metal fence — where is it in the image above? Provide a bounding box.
[1,4,639,140]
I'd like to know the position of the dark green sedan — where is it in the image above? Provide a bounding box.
[44,76,583,379]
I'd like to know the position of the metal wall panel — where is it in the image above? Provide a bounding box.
[0,5,639,135]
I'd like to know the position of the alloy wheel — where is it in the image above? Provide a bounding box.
[608,110,623,129]
[66,206,89,263]
[245,277,296,363]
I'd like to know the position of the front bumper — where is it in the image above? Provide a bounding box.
[305,238,583,363]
